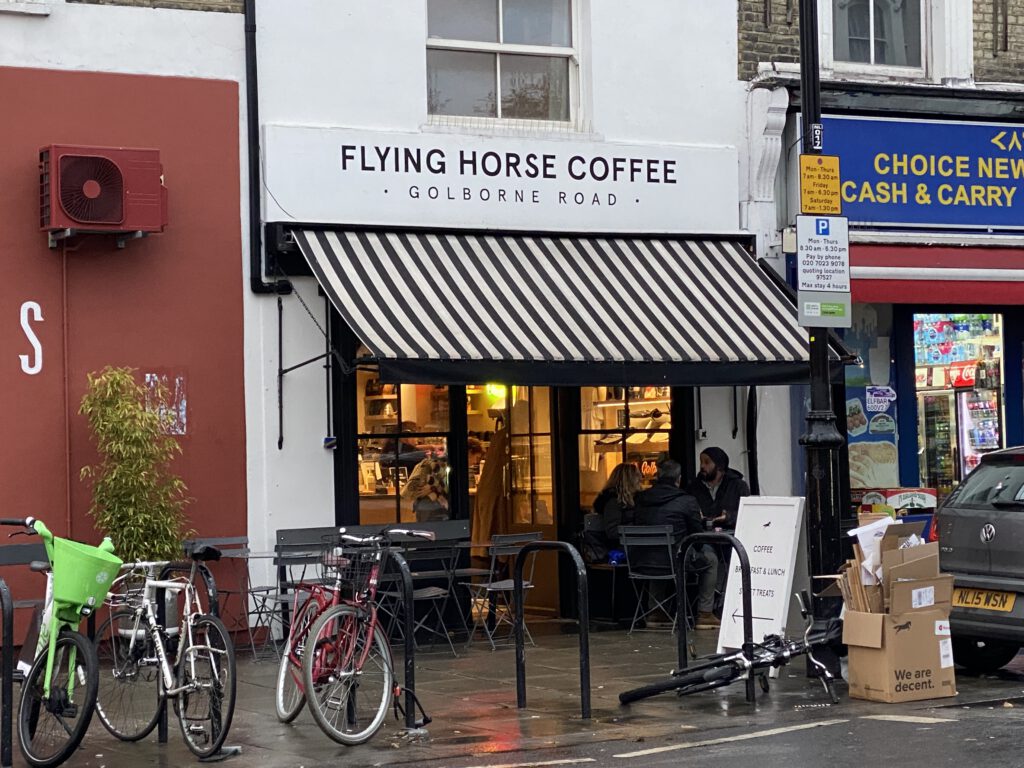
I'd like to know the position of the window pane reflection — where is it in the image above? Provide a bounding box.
[428,0,498,41]
[579,386,671,516]
[500,54,569,121]
[427,50,497,118]
[532,436,553,525]
[402,384,449,433]
[503,0,571,46]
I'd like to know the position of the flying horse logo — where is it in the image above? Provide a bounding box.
[894,621,912,633]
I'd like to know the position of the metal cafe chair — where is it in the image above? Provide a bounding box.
[378,537,463,656]
[462,531,543,651]
[619,525,687,634]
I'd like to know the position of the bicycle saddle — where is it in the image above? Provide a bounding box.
[189,545,222,563]
[29,561,50,573]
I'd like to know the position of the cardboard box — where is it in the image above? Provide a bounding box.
[881,540,937,584]
[889,575,953,614]
[844,607,957,703]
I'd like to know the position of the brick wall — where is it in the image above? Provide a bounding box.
[738,0,801,81]
[67,0,242,12]
[975,0,1024,83]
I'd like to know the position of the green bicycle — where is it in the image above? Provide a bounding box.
[0,517,121,768]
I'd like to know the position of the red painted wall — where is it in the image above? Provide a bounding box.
[0,67,246,617]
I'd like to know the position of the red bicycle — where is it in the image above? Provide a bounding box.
[299,528,433,744]
[274,573,340,723]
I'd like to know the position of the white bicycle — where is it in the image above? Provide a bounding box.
[92,545,236,759]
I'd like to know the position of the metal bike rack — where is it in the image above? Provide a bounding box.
[155,562,219,745]
[0,578,12,768]
[676,532,756,703]
[513,542,591,720]
[385,549,419,731]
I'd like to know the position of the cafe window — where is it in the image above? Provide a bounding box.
[578,386,671,511]
[507,386,554,526]
[426,0,577,122]
[356,367,449,525]
[831,0,922,69]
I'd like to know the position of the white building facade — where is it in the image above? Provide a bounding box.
[249,0,812,610]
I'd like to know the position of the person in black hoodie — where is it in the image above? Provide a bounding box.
[687,447,750,530]
[634,459,720,629]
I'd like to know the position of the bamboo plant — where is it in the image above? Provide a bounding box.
[79,366,191,562]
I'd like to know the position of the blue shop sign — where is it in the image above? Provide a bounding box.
[822,115,1024,230]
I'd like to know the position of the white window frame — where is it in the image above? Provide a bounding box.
[425,0,585,132]
[820,0,928,80]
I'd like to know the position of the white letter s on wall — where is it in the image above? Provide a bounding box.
[19,301,43,375]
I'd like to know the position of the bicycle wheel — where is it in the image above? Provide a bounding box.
[618,663,737,705]
[176,614,236,759]
[94,609,162,741]
[302,604,393,746]
[276,597,320,723]
[18,629,99,768]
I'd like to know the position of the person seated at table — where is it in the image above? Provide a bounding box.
[591,462,642,548]
[686,447,750,530]
[634,459,719,629]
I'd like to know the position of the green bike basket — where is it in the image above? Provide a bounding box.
[50,536,123,619]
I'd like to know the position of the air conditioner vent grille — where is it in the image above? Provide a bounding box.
[58,155,124,224]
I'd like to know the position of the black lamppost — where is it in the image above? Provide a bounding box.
[798,0,845,594]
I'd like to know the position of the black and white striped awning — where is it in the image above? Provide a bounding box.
[293,229,839,386]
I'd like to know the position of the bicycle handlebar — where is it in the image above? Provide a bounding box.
[0,517,34,528]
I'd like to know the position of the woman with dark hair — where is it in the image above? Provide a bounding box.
[592,463,643,547]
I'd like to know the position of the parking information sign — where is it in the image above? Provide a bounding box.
[796,215,851,328]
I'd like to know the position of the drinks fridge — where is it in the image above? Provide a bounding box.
[917,366,1003,501]
[914,313,1004,502]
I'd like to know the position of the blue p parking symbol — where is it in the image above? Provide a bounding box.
[815,219,830,236]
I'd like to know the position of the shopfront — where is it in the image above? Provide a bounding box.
[257,122,838,613]
[822,115,1024,501]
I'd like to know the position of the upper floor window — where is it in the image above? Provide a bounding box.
[832,0,922,69]
[427,0,576,122]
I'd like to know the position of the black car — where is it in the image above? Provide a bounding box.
[937,447,1024,673]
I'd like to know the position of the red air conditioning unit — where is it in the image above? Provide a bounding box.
[39,145,168,237]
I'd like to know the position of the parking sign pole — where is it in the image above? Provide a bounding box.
[799,0,845,591]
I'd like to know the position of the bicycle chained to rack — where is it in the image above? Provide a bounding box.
[0,517,122,768]
[298,527,435,745]
[92,544,236,759]
[619,590,844,705]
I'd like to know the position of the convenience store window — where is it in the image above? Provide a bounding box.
[913,313,1004,500]
[355,367,449,525]
[578,386,671,511]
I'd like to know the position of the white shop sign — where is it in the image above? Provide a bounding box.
[718,496,806,652]
[261,124,738,233]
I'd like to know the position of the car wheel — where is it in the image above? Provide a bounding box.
[952,637,1020,674]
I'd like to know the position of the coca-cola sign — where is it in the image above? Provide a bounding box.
[948,360,978,389]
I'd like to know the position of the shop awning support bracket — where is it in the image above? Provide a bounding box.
[277,291,356,450]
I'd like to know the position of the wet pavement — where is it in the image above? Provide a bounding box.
[44,623,1024,767]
